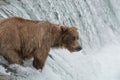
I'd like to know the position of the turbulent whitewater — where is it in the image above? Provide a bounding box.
[0,0,120,80]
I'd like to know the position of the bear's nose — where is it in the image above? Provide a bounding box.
[76,46,82,51]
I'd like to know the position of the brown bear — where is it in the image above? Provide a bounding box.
[0,17,82,70]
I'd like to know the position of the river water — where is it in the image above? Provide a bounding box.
[0,0,120,80]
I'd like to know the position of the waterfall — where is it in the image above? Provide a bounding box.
[0,0,120,80]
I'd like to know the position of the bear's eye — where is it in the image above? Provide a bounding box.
[71,37,76,41]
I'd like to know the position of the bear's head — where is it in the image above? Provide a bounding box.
[60,26,82,52]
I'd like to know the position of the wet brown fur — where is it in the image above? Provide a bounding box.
[0,17,80,69]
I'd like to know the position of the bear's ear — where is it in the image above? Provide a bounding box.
[60,25,68,34]
[71,26,78,30]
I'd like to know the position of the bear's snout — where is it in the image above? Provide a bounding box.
[75,46,82,51]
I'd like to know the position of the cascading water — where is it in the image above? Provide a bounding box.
[0,0,120,80]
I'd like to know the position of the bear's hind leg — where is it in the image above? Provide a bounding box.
[3,50,23,65]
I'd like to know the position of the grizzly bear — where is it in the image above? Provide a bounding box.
[0,17,82,70]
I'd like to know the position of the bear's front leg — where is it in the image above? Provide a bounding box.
[33,48,50,70]
[33,55,45,70]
